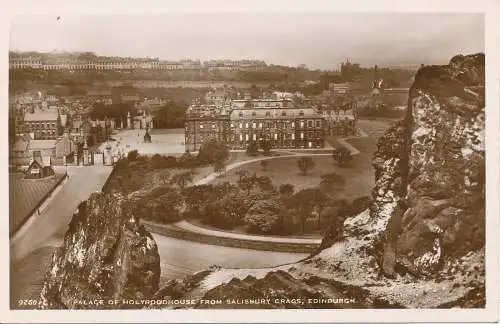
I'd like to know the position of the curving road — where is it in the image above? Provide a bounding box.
[174,220,322,245]
[151,233,307,286]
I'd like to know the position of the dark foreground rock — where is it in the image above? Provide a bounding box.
[40,192,161,309]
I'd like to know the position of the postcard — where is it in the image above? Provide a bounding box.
[2,0,499,323]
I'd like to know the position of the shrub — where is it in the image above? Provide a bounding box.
[260,160,269,171]
[246,141,259,156]
[127,150,139,162]
[150,154,165,169]
[319,172,346,194]
[279,183,295,197]
[178,151,196,168]
[297,156,316,175]
[197,139,229,165]
[244,199,286,234]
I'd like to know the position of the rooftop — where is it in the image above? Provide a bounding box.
[24,109,58,122]
[29,140,57,150]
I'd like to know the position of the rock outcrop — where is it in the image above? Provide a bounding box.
[376,53,485,277]
[40,192,161,309]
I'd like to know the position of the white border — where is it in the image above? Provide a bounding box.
[1,0,499,323]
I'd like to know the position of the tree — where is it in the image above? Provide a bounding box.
[197,138,229,165]
[319,172,346,195]
[127,150,139,162]
[260,160,269,171]
[178,150,196,168]
[244,198,286,234]
[152,100,187,129]
[156,171,170,185]
[287,188,327,233]
[182,184,214,218]
[333,147,353,166]
[256,175,274,192]
[170,170,194,190]
[237,172,258,195]
[147,190,184,223]
[213,159,226,174]
[150,154,165,169]
[235,170,249,182]
[246,141,259,156]
[297,156,316,175]
[279,183,295,197]
[260,140,271,156]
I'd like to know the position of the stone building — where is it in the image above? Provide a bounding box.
[229,99,324,149]
[184,100,230,151]
[184,97,326,151]
[23,108,63,140]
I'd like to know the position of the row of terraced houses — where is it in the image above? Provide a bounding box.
[9,52,267,71]
[185,90,357,151]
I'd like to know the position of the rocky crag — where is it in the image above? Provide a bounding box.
[40,192,161,309]
[40,53,485,309]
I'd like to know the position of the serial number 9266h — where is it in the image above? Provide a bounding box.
[17,299,47,307]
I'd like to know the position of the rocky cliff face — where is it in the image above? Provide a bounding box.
[40,192,161,309]
[375,53,485,278]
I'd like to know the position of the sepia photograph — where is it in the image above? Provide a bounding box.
[2,1,499,323]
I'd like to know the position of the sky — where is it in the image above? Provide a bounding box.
[9,13,484,70]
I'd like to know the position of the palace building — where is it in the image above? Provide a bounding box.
[184,99,230,152]
[184,95,331,152]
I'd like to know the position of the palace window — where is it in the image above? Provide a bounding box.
[239,123,243,129]
[245,134,249,141]
[308,120,313,128]
[274,133,278,140]
[300,132,304,139]
[239,134,243,141]
[315,120,321,128]
[199,124,204,129]
[253,122,256,128]
[291,133,295,140]
[300,121,304,128]
[253,133,257,141]
[252,111,257,117]
[291,122,295,128]
[299,110,304,116]
[282,111,287,116]
[266,111,271,117]
[259,122,263,129]
[239,112,244,118]
[245,123,249,128]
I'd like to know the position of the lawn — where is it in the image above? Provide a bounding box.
[210,153,375,200]
[9,173,65,235]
